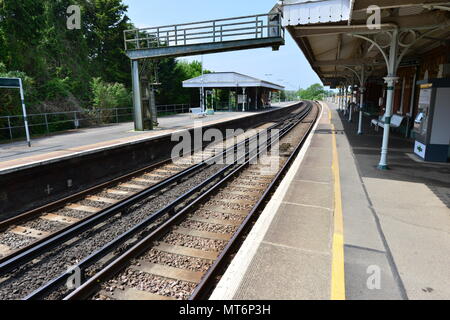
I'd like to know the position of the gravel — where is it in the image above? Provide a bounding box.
[0,232,35,251]
[194,209,245,222]
[50,208,91,219]
[114,186,143,193]
[99,269,196,300]
[181,219,236,235]
[232,180,268,188]
[142,249,212,272]
[226,186,263,194]
[129,180,152,187]
[22,219,67,233]
[95,192,127,201]
[214,192,259,203]
[203,199,254,211]
[162,233,227,252]
[77,199,109,209]
[151,171,174,177]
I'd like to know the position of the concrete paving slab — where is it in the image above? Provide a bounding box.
[336,132,385,252]
[379,215,450,300]
[309,133,332,149]
[263,203,332,253]
[364,177,450,300]
[282,179,333,210]
[364,178,450,233]
[344,245,404,300]
[234,242,331,300]
[294,163,332,183]
[300,148,333,169]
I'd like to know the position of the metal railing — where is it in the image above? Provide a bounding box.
[124,13,284,51]
[156,103,191,114]
[0,104,191,142]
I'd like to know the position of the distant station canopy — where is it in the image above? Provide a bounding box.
[182,72,284,111]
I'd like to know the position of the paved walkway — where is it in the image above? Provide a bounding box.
[334,104,450,300]
[210,102,450,300]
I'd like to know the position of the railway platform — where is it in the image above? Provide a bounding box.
[0,108,286,173]
[211,102,450,300]
[0,103,299,222]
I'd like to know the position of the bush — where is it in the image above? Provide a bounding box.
[39,78,72,100]
[89,78,132,124]
[91,77,131,110]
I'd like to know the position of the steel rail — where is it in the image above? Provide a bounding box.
[62,103,313,301]
[0,157,170,232]
[22,104,306,300]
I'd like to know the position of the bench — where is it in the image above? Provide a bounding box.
[190,107,207,118]
[371,114,405,132]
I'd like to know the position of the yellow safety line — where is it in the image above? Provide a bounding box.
[330,109,346,300]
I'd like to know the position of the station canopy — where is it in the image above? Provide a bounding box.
[182,72,285,91]
[275,0,450,86]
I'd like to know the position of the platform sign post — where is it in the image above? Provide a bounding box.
[0,77,31,147]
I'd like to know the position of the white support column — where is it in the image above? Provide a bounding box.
[348,83,354,122]
[338,88,342,111]
[19,78,31,147]
[358,67,366,135]
[344,85,348,116]
[132,60,144,131]
[242,87,246,112]
[358,86,365,135]
[378,29,399,170]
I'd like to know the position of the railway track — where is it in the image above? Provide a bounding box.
[0,103,308,300]
[63,101,320,301]
[0,119,280,269]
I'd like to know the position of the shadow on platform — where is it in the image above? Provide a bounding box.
[338,111,450,207]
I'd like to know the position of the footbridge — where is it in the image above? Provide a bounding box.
[125,13,285,131]
[125,13,284,60]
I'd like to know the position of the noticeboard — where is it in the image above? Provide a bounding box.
[0,78,20,88]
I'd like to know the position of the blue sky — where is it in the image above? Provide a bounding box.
[122,0,322,90]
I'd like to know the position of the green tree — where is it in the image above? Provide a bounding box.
[0,0,47,76]
[91,77,131,110]
[84,0,132,85]
[298,83,326,100]
[156,59,212,105]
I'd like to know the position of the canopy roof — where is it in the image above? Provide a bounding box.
[182,72,284,90]
[276,0,450,86]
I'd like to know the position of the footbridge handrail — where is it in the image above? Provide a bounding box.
[124,13,284,51]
